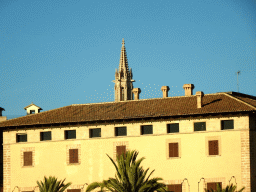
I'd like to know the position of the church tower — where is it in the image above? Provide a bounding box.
[113,39,135,102]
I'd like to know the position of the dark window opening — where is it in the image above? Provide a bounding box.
[40,131,52,141]
[90,128,101,138]
[115,127,127,136]
[194,122,206,131]
[141,125,153,135]
[167,123,179,133]
[221,120,234,130]
[17,134,27,142]
[30,110,35,114]
[65,130,76,140]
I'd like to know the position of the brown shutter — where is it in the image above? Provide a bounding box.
[167,185,174,192]
[209,140,218,155]
[174,143,179,157]
[207,182,221,190]
[67,189,81,192]
[24,152,32,166]
[167,184,182,192]
[175,184,182,192]
[116,146,126,158]
[69,149,78,163]
[169,143,179,157]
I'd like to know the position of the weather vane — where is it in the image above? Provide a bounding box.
[236,71,241,92]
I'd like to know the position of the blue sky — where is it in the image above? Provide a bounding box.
[0,0,255,119]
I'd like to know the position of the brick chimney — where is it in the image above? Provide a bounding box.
[132,88,141,100]
[183,84,195,96]
[196,91,204,108]
[161,86,170,98]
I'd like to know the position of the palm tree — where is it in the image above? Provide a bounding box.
[36,176,72,192]
[204,183,245,192]
[86,150,167,192]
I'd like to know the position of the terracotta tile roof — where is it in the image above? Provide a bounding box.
[0,92,255,128]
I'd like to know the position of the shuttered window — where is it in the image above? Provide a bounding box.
[69,149,78,164]
[115,127,127,136]
[67,189,81,192]
[221,120,234,130]
[194,122,206,131]
[17,134,27,142]
[167,123,179,133]
[65,130,76,139]
[141,125,153,135]
[169,143,179,157]
[207,182,222,191]
[166,184,182,192]
[89,128,101,138]
[24,151,32,166]
[116,146,126,159]
[40,131,51,141]
[209,140,219,155]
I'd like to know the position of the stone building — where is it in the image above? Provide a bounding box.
[0,40,256,192]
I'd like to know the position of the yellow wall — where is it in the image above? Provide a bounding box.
[4,115,248,192]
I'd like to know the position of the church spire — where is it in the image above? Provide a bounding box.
[113,39,135,102]
[119,38,129,73]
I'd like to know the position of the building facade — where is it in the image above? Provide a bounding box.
[0,40,256,192]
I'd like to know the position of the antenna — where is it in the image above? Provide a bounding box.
[236,71,241,92]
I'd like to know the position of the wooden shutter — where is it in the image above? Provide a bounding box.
[167,184,182,192]
[207,182,222,191]
[67,189,81,192]
[169,143,179,157]
[69,149,78,163]
[116,146,126,158]
[24,152,32,166]
[209,140,218,155]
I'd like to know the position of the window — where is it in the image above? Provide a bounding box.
[116,145,126,159]
[141,125,153,135]
[209,140,219,155]
[207,182,222,191]
[30,110,35,114]
[89,128,101,138]
[167,123,179,133]
[65,130,76,140]
[166,184,182,192]
[69,149,78,164]
[115,127,127,136]
[169,143,179,157]
[67,190,81,192]
[194,122,206,131]
[24,151,32,166]
[221,120,234,130]
[40,131,51,141]
[17,134,27,142]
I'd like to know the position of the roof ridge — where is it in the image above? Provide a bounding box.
[222,92,256,110]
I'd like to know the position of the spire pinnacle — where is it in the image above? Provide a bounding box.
[119,38,129,72]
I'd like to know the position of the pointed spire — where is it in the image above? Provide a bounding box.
[119,38,129,73]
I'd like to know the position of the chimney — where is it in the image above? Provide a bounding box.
[183,84,195,96]
[0,107,7,122]
[132,88,141,100]
[161,86,170,98]
[196,91,204,108]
